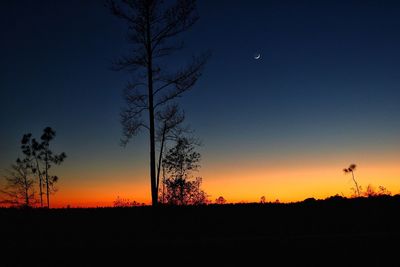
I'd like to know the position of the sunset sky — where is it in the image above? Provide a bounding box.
[1,0,400,207]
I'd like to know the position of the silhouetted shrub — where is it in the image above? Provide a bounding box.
[325,194,346,202]
[304,197,317,203]
[164,177,208,205]
[113,196,142,207]
[215,196,226,204]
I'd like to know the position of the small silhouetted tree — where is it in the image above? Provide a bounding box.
[108,0,209,206]
[163,137,200,179]
[260,196,266,204]
[343,164,360,197]
[215,196,226,205]
[39,127,67,208]
[162,137,207,205]
[0,158,35,207]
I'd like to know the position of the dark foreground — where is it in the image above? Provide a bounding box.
[1,196,400,266]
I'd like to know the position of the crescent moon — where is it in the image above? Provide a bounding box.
[254,53,261,60]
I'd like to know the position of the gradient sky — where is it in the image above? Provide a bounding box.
[1,0,400,207]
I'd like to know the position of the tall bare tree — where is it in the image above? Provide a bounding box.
[0,158,35,207]
[108,0,208,205]
[21,133,45,207]
[39,127,67,208]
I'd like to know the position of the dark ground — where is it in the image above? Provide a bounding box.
[1,196,400,266]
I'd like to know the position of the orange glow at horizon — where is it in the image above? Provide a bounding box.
[202,162,400,203]
[49,155,400,208]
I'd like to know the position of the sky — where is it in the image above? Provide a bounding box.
[1,0,400,207]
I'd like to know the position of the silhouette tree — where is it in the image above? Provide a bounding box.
[163,137,200,179]
[108,0,208,206]
[343,164,360,197]
[215,196,226,205]
[0,158,35,207]
[21,133,45,207]
[260,196,266,204]
[39,127,67,208]
[162,137,207,205]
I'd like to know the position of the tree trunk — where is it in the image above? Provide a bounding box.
[162,167,166,204]
[146,5,157,206]
[39,175,43,207]
[35,158,43,207]
[45,150,50,208]
[351,171,360,197]
[24,176,29,207]
[156,125,167,197]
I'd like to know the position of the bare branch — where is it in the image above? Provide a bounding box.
[106,0,138,25]
[111,54,148,72]
[155,104,185,141]
[124,83,148,108]
[154,53,209,109]
[153,41,184,59]
[151,0,198,52]
[120,106,149,146]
